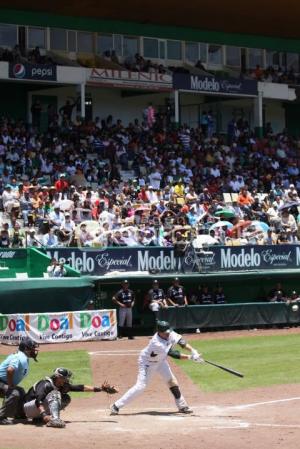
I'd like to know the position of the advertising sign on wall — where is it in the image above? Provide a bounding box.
[173,73,258,96]
[0,309,117,344]
[46,245,300,275]
[9,63,57,82]
[88,68,172,91]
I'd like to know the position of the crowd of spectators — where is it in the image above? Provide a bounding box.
[0,45,55,65]
[1,108,300,249]
[249,64,300,85]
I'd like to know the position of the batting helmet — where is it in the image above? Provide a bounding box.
[157,320,172,333]
[52,367,73,381]
[19,337,39,361]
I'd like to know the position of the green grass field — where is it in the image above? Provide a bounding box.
[176,334,300,392]
[0,350,93,397]
[1,334,300,397]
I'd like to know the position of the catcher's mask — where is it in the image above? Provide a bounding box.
[52,367,73,382]
[19,337,39,362]
[156,320,172,334]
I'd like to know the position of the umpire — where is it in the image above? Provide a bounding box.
[0,337,39,425]
[112,280,135,339]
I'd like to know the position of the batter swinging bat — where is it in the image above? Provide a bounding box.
[204,359,244,378]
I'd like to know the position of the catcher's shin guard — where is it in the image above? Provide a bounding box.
[47,390,62,420]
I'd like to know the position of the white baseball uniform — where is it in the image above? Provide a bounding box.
[114,330,188,410]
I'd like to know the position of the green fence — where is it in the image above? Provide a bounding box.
[0,277,95,314]
[158,303,300,329]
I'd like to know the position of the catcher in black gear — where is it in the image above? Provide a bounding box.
[23,367,118,428]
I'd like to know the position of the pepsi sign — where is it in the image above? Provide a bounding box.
[9,63,57,82]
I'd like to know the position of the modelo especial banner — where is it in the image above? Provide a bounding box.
[0,309,117,345]
[46,245,300,275]
[173,73,258,96]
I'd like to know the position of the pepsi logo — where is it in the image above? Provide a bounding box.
[13,63,26,79]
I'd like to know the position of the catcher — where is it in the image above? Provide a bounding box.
[23,367,118,428]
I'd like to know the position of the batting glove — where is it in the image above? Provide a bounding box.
[191,348,200,358]
[189,353,205,363]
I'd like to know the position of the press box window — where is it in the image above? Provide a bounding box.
[266,51,282,68]
[97,34,113,55]
[285,53,299,71]
[77,32,93,53]
[248,48,264,68]
[185,42,198,62]
[0,23,18,48]
[123,36,138,57]
[143,38,159,59]
[50,28,67,51]
[67,31,77,52]
[226,46,241,67]
[28,27,46,49]
[167,40,182,60]
[208,44,223,65]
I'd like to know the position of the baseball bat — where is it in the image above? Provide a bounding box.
[204,359,244,378]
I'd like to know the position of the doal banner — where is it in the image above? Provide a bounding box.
[0,309,117,345]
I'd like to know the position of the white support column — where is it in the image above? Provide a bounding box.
[80,83,86,119]
[254,90,263,137]
[174,89,180,124]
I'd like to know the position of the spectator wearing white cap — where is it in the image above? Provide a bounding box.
[49,206,64,229]
[145,186,158,203]
[148,167,162,191]
[59,213,75,243]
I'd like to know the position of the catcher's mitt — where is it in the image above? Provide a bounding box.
[46,418,66,428]
[100,380,118,394]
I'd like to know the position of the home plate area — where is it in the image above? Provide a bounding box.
[94,398,300,432]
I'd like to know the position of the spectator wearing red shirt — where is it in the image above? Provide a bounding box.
[55,174,69,192]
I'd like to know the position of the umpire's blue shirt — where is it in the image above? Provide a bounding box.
[0,351,29,385]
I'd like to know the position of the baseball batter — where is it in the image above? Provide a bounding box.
[110,320,203,415]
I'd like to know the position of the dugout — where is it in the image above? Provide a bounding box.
[0,248,95,314]
[94,269,300,332]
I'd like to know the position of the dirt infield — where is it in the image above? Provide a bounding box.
[1,328,300,449]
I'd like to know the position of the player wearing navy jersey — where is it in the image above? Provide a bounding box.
[110,320,204,415]
[198,285,213,304]
[147,280,168,318]
[112,280,135,339]
[214,286,226,304]
[167,278,188,307]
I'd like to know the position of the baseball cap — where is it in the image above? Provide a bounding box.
[122,280,129,284]
[153,279,159,284]
[174,277,180,282]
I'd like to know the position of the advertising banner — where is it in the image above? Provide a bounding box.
[173,73,258,96]
[46,245,300,275]
[0,309,117,345]
[88,68,172,91]
[9,63,57,82]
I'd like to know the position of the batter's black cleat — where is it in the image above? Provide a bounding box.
[110,404,119,415]
[0,418,13,425]
[179,406,193,414]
